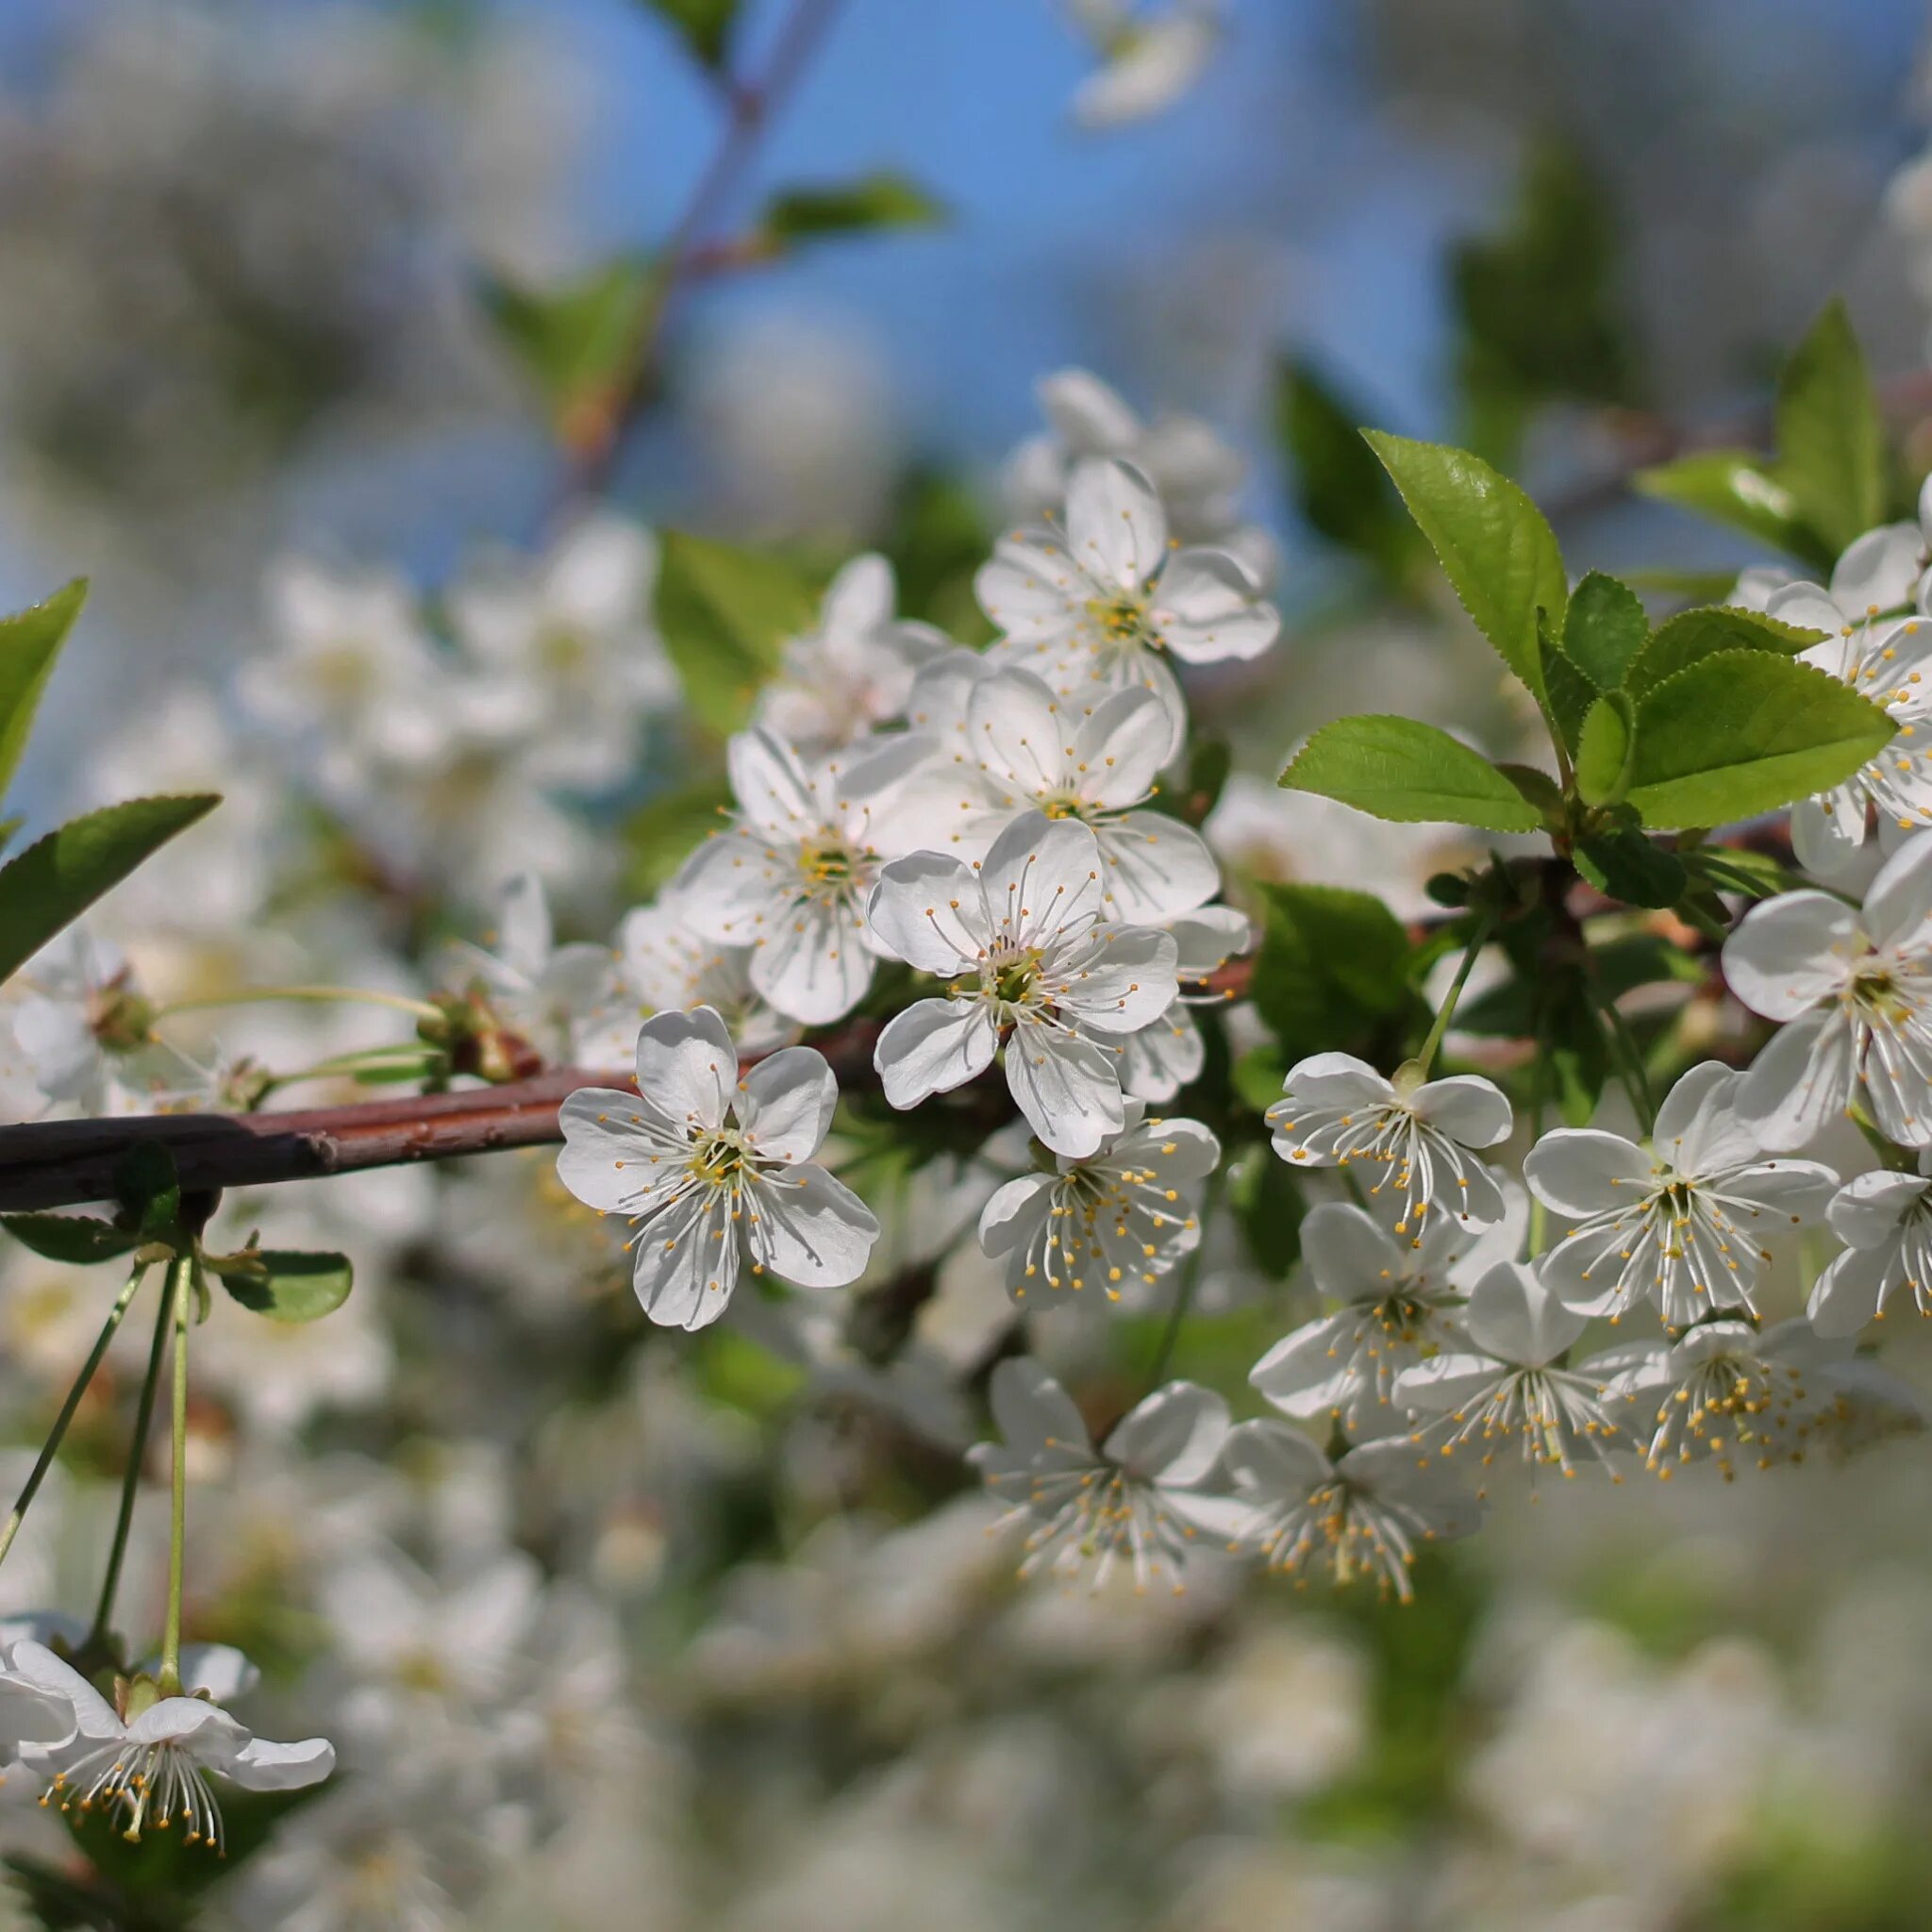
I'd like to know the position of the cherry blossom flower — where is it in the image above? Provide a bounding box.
[867,811,1179,1156]
[975,458,1279,754]
[1807,1155,1932,1337]
[1724,834,1932,1148]
[1764,528,1932,874]
[15,1640,333,1850]
[1115,903,1249,1102]
[674,726,935,1025]
[1247,1203,1498,1432]
[968,1358,1232,1591]
[1394,1261,1627,1483]
[976,1102,1219,1302]
[752,553,948,752]
[1525,1062,1837,1328]
[1265,1052,1513,1236]
[557,1007,878,1330]
[447,874,616,1065]
[1199,1424,1480,1603]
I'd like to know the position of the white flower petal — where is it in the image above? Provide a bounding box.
[1523,1129,1652,1218]
[632,1006,736,1132]
[735,1047,837,1163]
[1066,458,1167,592]
[1150,547,1279,663]
[1005,1020,1124,1157]
[1723,891,1865,1019]
[630,1188,739,1330]
[744,1166,878,1288]
[1462,1260,1588,1367]
[875,998,1000,1108]
[1104,1380,1230,1487]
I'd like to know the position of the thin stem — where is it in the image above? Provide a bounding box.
[158,1256,192,1694]
[1145,1172,1220,1391]
[1411,912,1497,1078]
[89,1273,175,1645]
[1597,988,1657,1135]
[0,1263,148,1574]
[152,985,443,1025]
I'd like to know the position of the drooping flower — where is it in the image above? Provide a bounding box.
[752,553,948,752]
[975,457,1279,753]
[1265,1051,1513,1236]
[1764,525,1932,874]
[1394,1260,1628,1484]
[674,726,934,1024]
[1200,1424,1480,1603]
[557,1006,879,1330]
[1807,1155,1932,1337]
[1724,834,1932,1148]
[1524,1061,1837,1328]
[1114,903,1249,1103]
[900,662,1222,923]
[16,1641,333,1850]
[976,1102,1220,1302]
[1247,1203,1496,1431]
[867,811,1178,1157]
[968,1358,1232,1591]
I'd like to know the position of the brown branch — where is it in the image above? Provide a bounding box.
[0,964,1253,1214]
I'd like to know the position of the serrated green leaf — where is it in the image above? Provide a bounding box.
[762,171,946,242]
[1624,651,1895,828]
[1561,572,1647,691]
[1,1212,139,1265]
[1574,694,1634,807]
[1625,605,1824,700]
[1776,298,1885,554]
[637,0,740,69]
[1573,828,1687,908]
[1277,714,1543,831]
[1228,1143,1306,1275]
[0,794,219,989]
[1364,432,1567,701]
[1541,635,1599,756]
[1249,883,1423,1066]
[0,581,87,803]
[1632,451,1824,567]
[208,1249,353,1323]
[476,257,655,428]
[656,532,816,735]
[1274,360,1415,577]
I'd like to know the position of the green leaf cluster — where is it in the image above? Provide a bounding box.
[655,531,818,734]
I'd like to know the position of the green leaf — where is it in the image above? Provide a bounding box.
[0,581,86,803]
[1228,1143,1307,1275]
[1561,572,1647,691]
[1540,636,1599,757]
[1545,997,1608,1126]
[0,794,220,988]
[1632,451,1823,567]
[1624,651,1895,829]
[112,1143,179,1243]
[1249,883,1423,1065]
[1277,714,1544,832]
[625,774,735,897]
[208,1249,353,1323]
[1573,828,1688,908]
[1574,694,1634,807]
[0,1212,139,1265]
[637,0,740,69]
[1177,735,1232,827]
[476,258,654,428]
[656,532,817,734]
[1364,431,1567,701]
[1775,298,1885,554]
[1231,1042,1286,1112]
[762,171,947,242]
[1626,605,1826,700]
[1274,360,1415,577]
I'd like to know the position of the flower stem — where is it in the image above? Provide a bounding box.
[151,985,443,1025]
[158,1255,192,1694]
[89,1272,175,1646]
[1144,1172,1220,1391]
[0,1261,148,1574]
[1410,912,1496,1080]
[1597,988,1657,1135]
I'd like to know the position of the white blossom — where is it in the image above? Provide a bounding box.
[16,1641,333,1849]
[674,726,934,1024]
[867,810,1178,1156]
[976,457,1279,754]
[968,1358,1232,1591]
[1266,1051,1512,1236]
[1807,1155,1932,1337]
[752,553,948,751]
[976,1102,1219,1302]
[1724,833,1932,1148]
[1198,1424,1480,1603]
[1764,526,1932,874]
[447,874,616,1065]
[1394,1260,1628,1482]
[1114,903,1249,1102]
[557,1007,878,1330]
[1524,1061,1837,1328]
